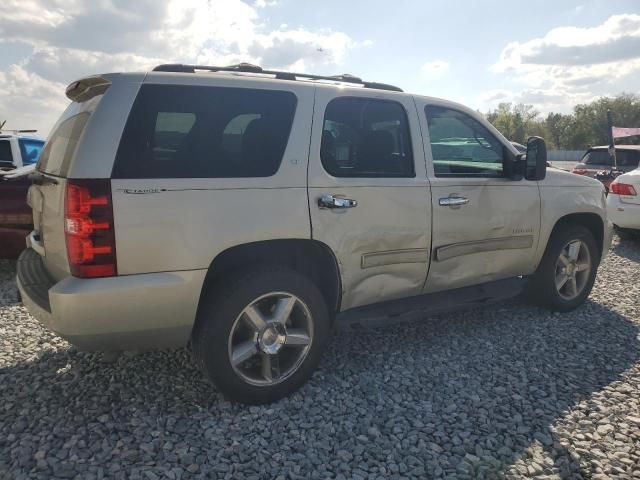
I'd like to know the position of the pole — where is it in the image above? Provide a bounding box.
[607,109,617,170]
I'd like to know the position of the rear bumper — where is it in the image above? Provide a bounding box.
[607,195,640,230]
[17,249,207,351]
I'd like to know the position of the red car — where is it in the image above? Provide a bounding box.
[0,133,45,258]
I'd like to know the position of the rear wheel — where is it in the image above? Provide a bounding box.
[192,267,330,404]
[529,224,599,312]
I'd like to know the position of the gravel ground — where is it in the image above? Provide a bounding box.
[1,238,639,480]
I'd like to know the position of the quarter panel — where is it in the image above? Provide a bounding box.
[112,184,311,274]
[110,76,315,275]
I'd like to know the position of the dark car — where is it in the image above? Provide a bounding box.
[572,145,640,178]
[0,133,44,258]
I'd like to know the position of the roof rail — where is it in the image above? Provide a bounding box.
[0,129,38,134]
[152,63,403,92]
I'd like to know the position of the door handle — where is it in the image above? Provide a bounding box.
[318,194,357,209]
[439,196,469,207]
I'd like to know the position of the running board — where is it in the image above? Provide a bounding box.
[336,277,527,331]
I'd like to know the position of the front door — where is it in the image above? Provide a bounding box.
[414,101,541,293]
[308,88,431,311]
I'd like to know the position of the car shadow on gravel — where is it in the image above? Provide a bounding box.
[1,296,639,478]
[610,236,640,261]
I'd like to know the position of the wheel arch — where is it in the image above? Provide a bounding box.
[195,239,342,331]
[546,212,605,261]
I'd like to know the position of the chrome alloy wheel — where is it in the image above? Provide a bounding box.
[227,292,313,386]
[555,239,591,300]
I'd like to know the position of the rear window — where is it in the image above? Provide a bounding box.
[0,140,13,168]
[582,149,640,168]
[19,138,45,165]
[38,94,103,176]
[112,84,297,178]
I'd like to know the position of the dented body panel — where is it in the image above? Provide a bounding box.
[308,85,431,310]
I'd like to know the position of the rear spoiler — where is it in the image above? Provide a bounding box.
[65,76,111,102]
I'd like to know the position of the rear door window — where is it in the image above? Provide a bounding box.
[320,97,414,178]
[113,85,297,178]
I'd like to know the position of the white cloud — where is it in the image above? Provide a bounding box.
[254,0,278,7]
[485,13,640,113]
[421,60,450,76]
[492,14,640,85]
[0,65,68,134]
[0,0,365,135]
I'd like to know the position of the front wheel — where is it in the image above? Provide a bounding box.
[192,267,331,404]
[529,224,599,312]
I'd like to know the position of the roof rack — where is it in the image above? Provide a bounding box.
[152,63,403,92]
[0,129,38,134]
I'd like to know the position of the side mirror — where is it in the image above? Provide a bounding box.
[525,136,547,181]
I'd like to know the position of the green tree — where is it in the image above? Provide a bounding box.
[485,93,640,150]
[485,102,546,144]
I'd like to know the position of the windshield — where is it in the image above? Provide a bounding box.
[582,149,639,168]
[18,138,45,165]
[37,93,103,176]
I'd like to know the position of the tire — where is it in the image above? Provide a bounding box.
[529,224,599,312]
[192,267,331,404]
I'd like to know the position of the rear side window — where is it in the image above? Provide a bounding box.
[113,85,297,178]
[19,139,45,165]
[38,93,103,176]
[321,97,414,178]
[0,140,13,169]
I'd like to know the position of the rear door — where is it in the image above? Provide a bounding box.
[308,87,431,311]
[415,100,541,293]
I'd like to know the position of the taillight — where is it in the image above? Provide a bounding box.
[572,166,588,175]
[610,182,637,196]
[64,179,116,278]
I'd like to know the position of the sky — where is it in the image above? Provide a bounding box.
[0,0,639,136]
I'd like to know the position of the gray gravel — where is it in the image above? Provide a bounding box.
[1,238,640,479]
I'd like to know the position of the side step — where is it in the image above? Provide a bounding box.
[336,277,527,331]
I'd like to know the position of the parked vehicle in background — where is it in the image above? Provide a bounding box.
[510,141,564,171]
[0,132,45,258]
[607,168,640,239]
[572,145,640,178]
[17,65,612,404]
